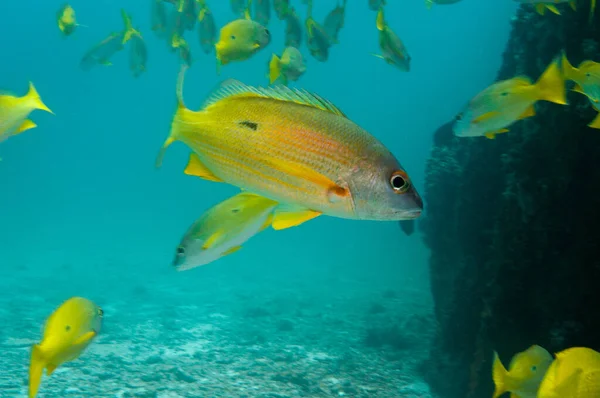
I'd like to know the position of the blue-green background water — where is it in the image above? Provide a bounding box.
[1,1,516,396]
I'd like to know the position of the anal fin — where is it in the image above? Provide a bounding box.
[272,206,321,230]
[46,364,58,376]
[484,129,509,140]
[517,105,535,120]
[221,245,242,257]
[184,153,223,182]
[72,331,96,346]
[16,119,37,135]
[545,4,561,15]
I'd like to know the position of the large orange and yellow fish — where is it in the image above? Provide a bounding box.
[156,69,423,230]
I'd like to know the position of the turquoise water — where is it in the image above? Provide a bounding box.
[1,1,516,396]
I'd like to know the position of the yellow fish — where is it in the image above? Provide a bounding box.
[29,297,103,398]
[56,4,79,36]
[0,83,52,147]
[561,53,600,128]
[121,9,141,45]
[374,7,411,72]
[157,69,423,229]
[492,345,554,398]
[453,58,566,139]
[513,0,577,16]
[197,0,217,54]
[215,8,271,70]
[173,189,277,271]
[538,347,600,398]
[269,46,306,85]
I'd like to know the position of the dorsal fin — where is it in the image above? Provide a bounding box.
[201,79,347,117]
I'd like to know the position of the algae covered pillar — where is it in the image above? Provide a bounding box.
[420,3,600,397]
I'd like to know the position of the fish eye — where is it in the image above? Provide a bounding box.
[586,72,591,78]
[455,113,463,121]
[231,208,240,213]
[98,308,104,317]
[65,325,71,332]
[500,92,508,97]
[265,29,271,37]
[230,35,236,40]
[176,246,185,256]
[390,171,410,193]
[531,365,537,372]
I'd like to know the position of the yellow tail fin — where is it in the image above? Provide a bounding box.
[560,51,577,81]
[269,54,281,84]
[26,83,53,114]
[589,112,600,129]
[535,59,567,105]
[492,352,509,398]
[29,345,46,398]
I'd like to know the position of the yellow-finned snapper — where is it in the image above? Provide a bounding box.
[306,16,334,62]
[156,70,423,229]
[197,0,217,54]
[215,12,271,70]
[128,32,147,78]
[172,34,193,67]
[269,46,306,85]
[453,58,567,139]
[0,83,53,147]
[373,7,411,72]
[284,6,303,48]
[273,0,290,20]
[80,32,124,70]
[425,0,462,9]
[29,297,103,398]
[56,4,80,37]
[151,0,168,38]
[230,0,248,17]
[369,0,386,11]
[254,0,271,26]
[513,0,577,16]
[492,345,554,398]
[323,0,347,43]
[562,53,600,128]
[538,347,600,398]
[173,190,278,271]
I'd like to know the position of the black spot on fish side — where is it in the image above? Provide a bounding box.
[65,325,71,332]
[231,208,240,213]
[239,121,258,131]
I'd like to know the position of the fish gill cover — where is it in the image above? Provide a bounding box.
[1,0,599,397]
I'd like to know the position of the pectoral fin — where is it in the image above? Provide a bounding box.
[545,4,561,15]
[221,245,242,256]
[202,230,223,250]
[472,111,500,124]
[46,364,58,376]
[72,331,96,346]
[184,153,223,182]
[272,206,321,230]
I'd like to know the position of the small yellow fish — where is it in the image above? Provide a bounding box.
[151,0,168,38]
[0,83,52,146]
[29,297,103,398]
[284,6,303,48]
[306,17,334,62]
[492,345,554,398]
[80,32,124,70]
[369,0,386,11]
[513,0,577,16]
[173,189,278,271]
[323,0,347,43]
[425,0,462,8]
[374,7,411,71]
[56,4,78,36]
[156,70,423,228]
[562,53,600,128]
[172,34,193,67]
[273,0,290,20]
[215,14,271,69]
[538,347,600,398]
[269,46,306,85]
[129,32,147,78]
[453,58,567,139]
[254,0,271,26]
[197,0,217,54]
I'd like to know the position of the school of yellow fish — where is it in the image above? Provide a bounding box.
[0,0,599,397]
